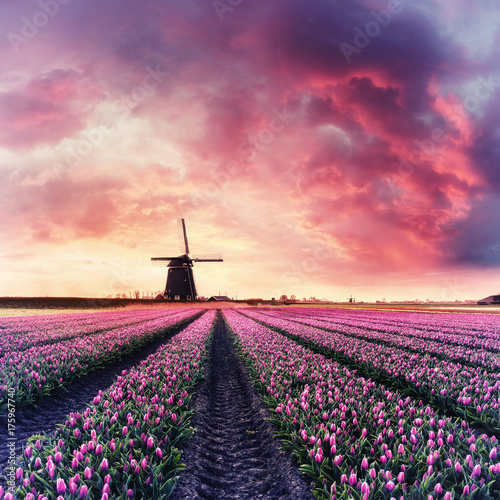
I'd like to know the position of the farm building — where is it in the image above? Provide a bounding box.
[207,296,232,302]
[477,294,500,305]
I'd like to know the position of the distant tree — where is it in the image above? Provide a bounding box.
[115,293,121,298]
[122,293,127,299]
[134,290,140,299]
[290,295,297,302]
[279,294,288,302]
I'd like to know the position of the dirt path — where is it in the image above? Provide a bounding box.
[0,313,202,482]
[171,310,314,500]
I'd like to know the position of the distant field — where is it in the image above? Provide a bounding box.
[1,296,498,316]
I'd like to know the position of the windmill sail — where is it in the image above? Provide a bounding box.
[151,219,223,300]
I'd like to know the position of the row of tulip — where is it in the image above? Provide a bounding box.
[223,309,500,499]
[241,309,500,434]
[0,309,201,411]
[0,308,182,356]
[277,308,500,351]
[11,309,216,500]
[255,309,500,371]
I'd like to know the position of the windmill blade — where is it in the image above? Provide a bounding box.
[192,258,223,262]
[192,253,223,262]
[181,218,190,255]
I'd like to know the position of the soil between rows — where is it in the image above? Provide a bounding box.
[0,313,203,483]
[171,310,314,500]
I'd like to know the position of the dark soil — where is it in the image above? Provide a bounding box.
[171,310,314,500]
[0,313,202,484]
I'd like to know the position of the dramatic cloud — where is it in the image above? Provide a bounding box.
[1,0,500,300]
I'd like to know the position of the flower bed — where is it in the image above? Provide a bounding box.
[12,309,215,500]
[0,308,185,355]
[242,309,500,433]
[0,309,200,410]
[276,308,500,352]
[224,309,500,499]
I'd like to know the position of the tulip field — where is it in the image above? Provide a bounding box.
[242,308,500,432]
[3,305,500,499]
[0,308,199,411]
[224,308,500,499]
[9,309,215,499]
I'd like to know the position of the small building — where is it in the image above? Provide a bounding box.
[477,294,500,305]
[206,295,232,302]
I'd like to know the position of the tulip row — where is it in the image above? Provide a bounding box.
[223,309,500,500]
[277,308,500,352]
[12,309,216,500]
[0,309,200,411]
[242,309,500,433]
[0,308,183,356]
[256,309,500,371]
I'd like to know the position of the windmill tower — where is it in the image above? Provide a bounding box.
[151,219,223,300]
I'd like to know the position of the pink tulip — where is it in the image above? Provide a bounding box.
[56,478,66,494]
[472,464,481,478]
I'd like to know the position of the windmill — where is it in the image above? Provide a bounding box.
[151,219,223,300]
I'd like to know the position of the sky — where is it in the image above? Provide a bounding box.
[1,0,500,302]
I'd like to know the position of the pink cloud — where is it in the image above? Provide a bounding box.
[0,69,105,149]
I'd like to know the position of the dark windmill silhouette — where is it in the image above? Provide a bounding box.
[151,219,223,300]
